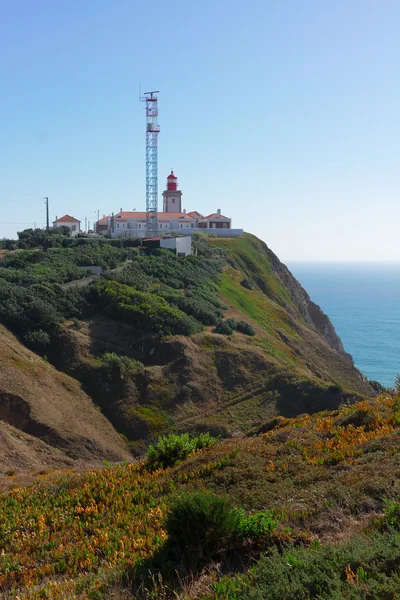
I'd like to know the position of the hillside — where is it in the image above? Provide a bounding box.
[1,394,399,598]
[0,324,130,477]
[0,230,394,599]
[48,234,373,448]
[0,232,374,459]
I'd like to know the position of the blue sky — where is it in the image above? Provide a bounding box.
[0,0,399,260]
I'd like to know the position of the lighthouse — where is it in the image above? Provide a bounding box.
[162,170,183,213]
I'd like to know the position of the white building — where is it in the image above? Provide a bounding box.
[105,171,243,239]
[53,215,81,237]
[160,235,192,257]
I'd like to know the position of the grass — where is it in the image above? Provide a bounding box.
[209,234,297,312]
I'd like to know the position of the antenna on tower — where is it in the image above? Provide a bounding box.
[140,90,160,237]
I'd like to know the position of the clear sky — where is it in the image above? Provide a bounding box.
[1,0,399,260]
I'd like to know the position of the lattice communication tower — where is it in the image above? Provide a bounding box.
[141,91,160,236]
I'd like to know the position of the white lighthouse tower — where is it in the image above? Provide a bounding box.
[162,170,183,213]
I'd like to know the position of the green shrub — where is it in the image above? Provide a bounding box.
[214,320,234,335]
[236,510,278,541]
[382,500,400,530]
[100,352,143,381]
[23,329,51,351]
[146,433,195,470]
[174,295,220,325]
[241,278,254,290]
[165,491,241,568]
[195,431,219,450]
[226,318,237,330]
[146,432,218,471]
[236,320,256,336]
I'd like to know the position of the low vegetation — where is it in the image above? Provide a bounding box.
[146,432,219,470]
[0,230,229,352]
[0,394,399,598]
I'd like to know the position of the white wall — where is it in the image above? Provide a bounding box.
[160,236,192,256]
[53,222,80,237]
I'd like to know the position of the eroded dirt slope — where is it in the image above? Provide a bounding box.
[0,324,130,469]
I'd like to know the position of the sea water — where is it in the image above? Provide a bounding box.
[287,262,400,388]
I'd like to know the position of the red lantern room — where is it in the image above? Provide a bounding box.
[163,170,183,212]
[167,170,178,191]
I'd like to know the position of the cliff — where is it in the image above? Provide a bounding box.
[46,234,373,450]
[0,233,373,466]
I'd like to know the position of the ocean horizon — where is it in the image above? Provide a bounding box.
[286,261,400,388]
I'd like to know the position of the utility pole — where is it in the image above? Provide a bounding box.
[94,210,100,233]
[44,197,49,230]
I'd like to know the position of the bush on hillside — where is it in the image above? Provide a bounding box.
[382,500,400,530]
[174,295,220,325]
[241,278,254,290]
[23,329,51,351]
[226,317,237,330]
[165,491,241,568]
[146,432,218,471]
[235,510,278,541]
[100,353,143,382]
[237,320,256,336]
[214,319,234,335]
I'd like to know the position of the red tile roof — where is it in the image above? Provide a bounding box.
[203,213,230,220]
[113,211,230,222]
[54,215,80,223]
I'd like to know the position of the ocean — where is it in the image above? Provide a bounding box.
[287,262,400,388]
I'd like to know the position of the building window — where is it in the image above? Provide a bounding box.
[72,225,76,231]
[172,198,175,203]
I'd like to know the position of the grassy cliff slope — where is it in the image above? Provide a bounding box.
[47,234,372,448]
[0,232,373,457]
